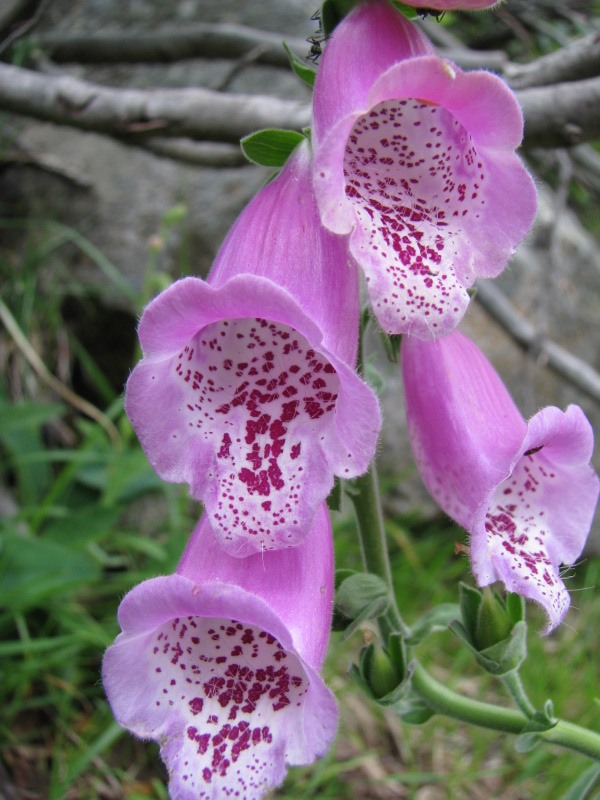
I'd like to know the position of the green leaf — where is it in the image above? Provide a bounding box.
[0,401,65,433]
[240,129,305,168]
[515,701,556,753]
[389,1,419,19]
[0,402,64,506]
[321,0,360,36]
[394,694,435,726]
[43,506,122,547]
[102,448,165,506]
[405,603,461,646]
[282,42,316,88]
[0,532,101,609]
[560,763,600,800]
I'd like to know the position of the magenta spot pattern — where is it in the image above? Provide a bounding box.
[343,99,486,335]
[152,616,308,798]
[484,450,568,623]
[174,317,339,549]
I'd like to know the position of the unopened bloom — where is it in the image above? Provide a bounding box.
[312,0,537,340]
[126,141,380,556]
[103,504,337,800]
[402,331,599,632]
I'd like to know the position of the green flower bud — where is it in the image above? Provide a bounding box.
[361,637,403,699]
[474,587,513,651]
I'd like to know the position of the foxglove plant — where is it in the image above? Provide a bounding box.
[103,504,337,800]
[402,331,599,633]
[126,141,380,556]
[311,0,537,339]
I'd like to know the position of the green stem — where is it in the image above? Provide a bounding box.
[410,663,600,760]
[500,671,537,718]
[347,464,409,640]
[410,662,525,733]
[349,466,392,590]
[543,721,600,762]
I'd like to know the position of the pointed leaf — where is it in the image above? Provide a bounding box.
[240,129,305,168]
[394,694,435,725]
[560,763,600,800]
[283,42,316,88]
[406,603,461,646]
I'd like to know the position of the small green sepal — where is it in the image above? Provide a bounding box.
[240,129,305,168]
[350,632,410,706]
[361,641,403,700]
[475,587,514,651]
[451,583,527,675]
[380,330,402,363]
[515,700,557,753]
[393,693,435,725]
[333,572,391,640]
[282,42,317,88]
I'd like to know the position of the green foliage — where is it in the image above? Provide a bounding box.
[283,42,317,88]
[0,215,194,798]
[240,129,306,168]
[333,572,391,639]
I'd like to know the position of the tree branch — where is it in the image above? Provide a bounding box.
[520,76,600,147]
[34,23,510,74]
[34,24,307,68]
[143,138,247,167]
[0,62,311,144]
[474,281,600,405]
[2,60,600,153]
[506,31,600,89]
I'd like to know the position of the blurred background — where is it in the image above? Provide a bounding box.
[1,1,600,798]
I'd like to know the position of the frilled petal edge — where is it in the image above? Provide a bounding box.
[103,575,338,799]
[126,275,380,555]
[471,405,599,634]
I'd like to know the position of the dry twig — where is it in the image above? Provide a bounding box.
[474,281,600,405]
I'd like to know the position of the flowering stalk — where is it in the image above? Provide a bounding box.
[401,331,599,633]
[349,423,600,760]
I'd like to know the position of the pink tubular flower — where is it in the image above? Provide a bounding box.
[312,0,537,340]
[126,141,380,556]
[402,331,599,633]
[103,504,337,800]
